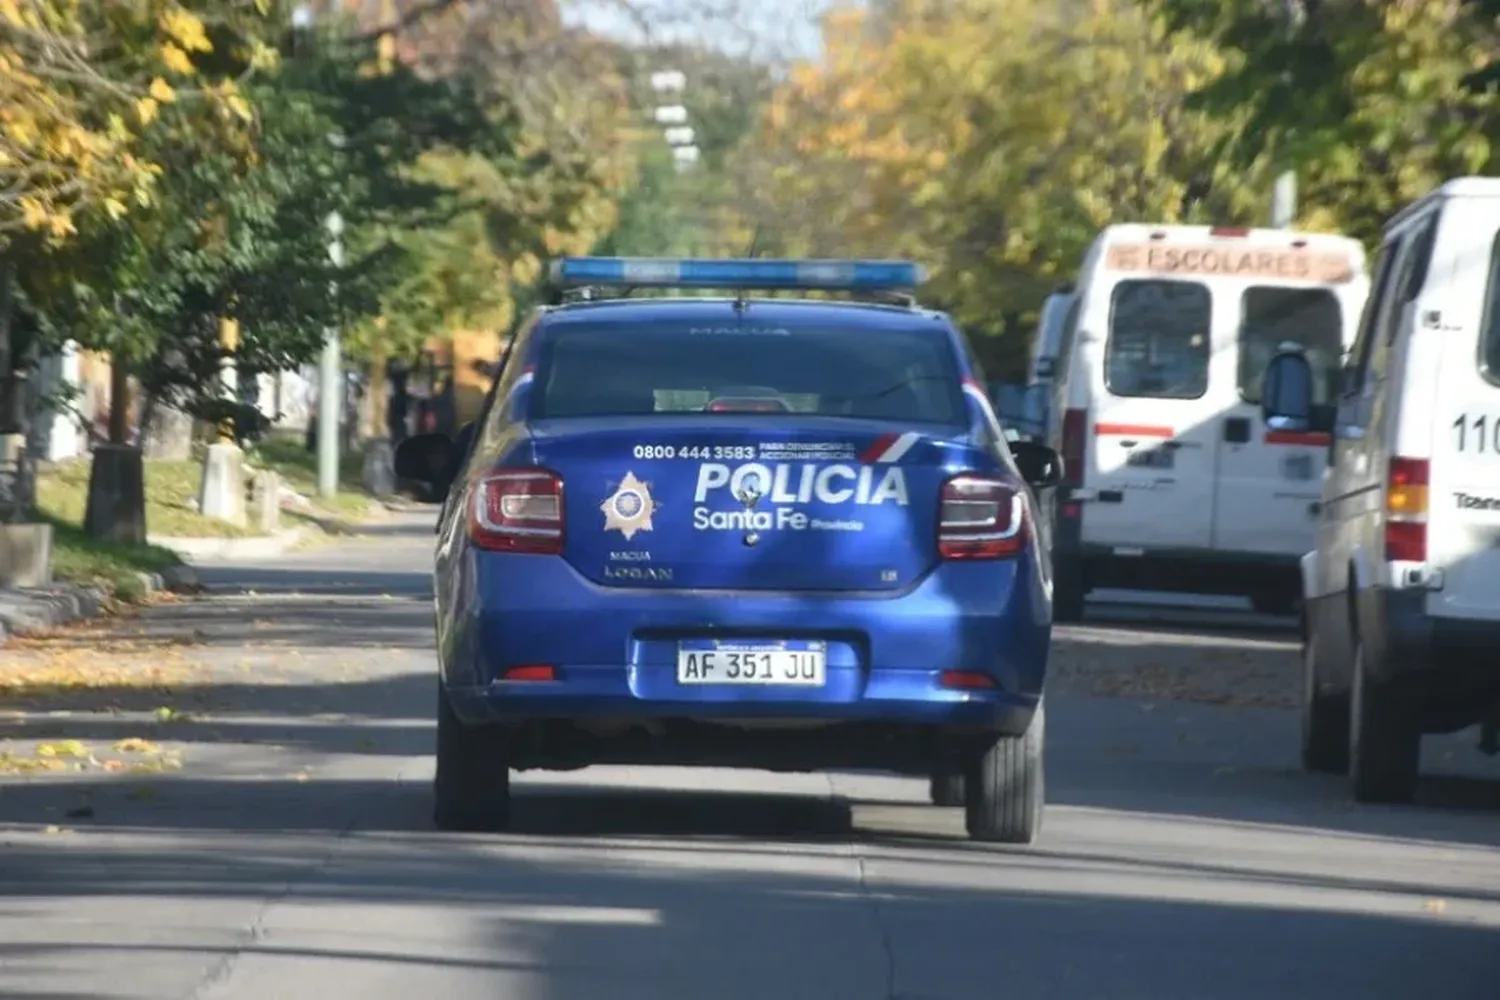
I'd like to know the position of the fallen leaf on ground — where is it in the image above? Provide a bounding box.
[36,740,88,759]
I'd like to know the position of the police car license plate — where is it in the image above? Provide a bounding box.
[676,639,826,686]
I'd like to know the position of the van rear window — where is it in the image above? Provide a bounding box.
[1105,279,1211,399]
[530,321,967,424]
[1237,287,1344,404]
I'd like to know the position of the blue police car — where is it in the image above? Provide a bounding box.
[394,257,1065,843]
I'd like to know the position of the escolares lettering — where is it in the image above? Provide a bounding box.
[693,462,909,506]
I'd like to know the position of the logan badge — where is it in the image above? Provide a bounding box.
[602,471,660,540]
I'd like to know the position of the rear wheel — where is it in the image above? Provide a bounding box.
[929,770,966,807]
[1053,561,1086,623]
[433,681,512,831]
[1300,627,1349,774]
[1348,637,1421,804]
[965,701,1045,844]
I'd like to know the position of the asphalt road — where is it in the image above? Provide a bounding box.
[2,511,1499,999]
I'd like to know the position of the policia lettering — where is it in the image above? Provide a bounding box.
[692,462,907,532]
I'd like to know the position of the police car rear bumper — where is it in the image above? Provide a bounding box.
[439,553,1049,734]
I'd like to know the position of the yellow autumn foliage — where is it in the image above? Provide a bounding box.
[743,0,1270,369]
[0,1,272,244]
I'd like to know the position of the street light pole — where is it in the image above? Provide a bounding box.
[318,208,343,499]
[1270,0,1306,229]
[293,3,343,499]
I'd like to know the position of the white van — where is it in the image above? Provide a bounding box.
[1025,286,1078,441]
[1046,223,1369,621]
[1029,286,1078,385]
[1265,177,1500,803]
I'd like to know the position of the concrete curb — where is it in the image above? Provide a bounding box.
[0,563,201,648]
[146,526,313,563]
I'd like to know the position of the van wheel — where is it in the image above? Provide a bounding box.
[965,702,1045,844]
[1348,638,1420,804]
[929,770,966,807]
[1053,562,1086,623]
[433,681,512,831]
[1300,629,1349,774]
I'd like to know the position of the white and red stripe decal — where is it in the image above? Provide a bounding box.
[860,431,920,464]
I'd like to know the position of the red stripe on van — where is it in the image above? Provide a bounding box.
[1094,423,1173,438]
[1264,430,1331,446]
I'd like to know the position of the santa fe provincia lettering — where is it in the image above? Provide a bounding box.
[691,462,908,532]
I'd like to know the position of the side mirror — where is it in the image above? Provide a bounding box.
[1034,357,1055,380]
[1010,440,1065,489]
[394,432,458,497]
[1261,351,1316,433]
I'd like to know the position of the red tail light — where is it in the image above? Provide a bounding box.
[468,468,564,554]
[1384,456,1429,562]
[1061,408,1087,488]
[706,397,790,413]
[938,474,1028,559]
[1210,226,1249,237]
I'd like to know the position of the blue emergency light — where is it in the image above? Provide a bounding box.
[547,256,928,292]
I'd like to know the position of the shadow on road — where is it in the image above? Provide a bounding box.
[0,778,1496,998]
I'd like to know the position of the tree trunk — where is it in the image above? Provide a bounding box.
[368,342,388,440]
[108,358,131,445]
[0,256,20,435]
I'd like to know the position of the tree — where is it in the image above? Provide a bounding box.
[0,1,272,522]
[1152,0,1500,242]
[742,0,1265,373]
[0,0,274,241]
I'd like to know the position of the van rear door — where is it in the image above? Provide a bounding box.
[1210,281,1361,556]
[1425,204,1500,622]
[1083,277,1218,551]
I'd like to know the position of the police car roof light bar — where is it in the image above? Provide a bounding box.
[548,257,928,293]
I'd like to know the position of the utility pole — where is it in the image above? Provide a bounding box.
[293,3,344,499]
[318,208,343,498]
[1270,0,1306,229]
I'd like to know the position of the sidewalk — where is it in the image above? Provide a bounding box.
[0,499,431,648]
[0,509,435,779]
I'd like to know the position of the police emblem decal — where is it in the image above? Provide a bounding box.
[601,471,660,540]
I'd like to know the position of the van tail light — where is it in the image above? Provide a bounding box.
[469,468,564,554]
[1061,408,1087,488]
[1384,456,1429,562]
[938,474,1028,559]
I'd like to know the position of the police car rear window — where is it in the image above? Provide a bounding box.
[530,322,968,423]
[1106,279,1211,399]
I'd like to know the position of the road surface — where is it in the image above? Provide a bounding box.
[2,511,1498,999]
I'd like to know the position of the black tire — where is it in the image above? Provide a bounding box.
[1300,628,1349,774]
[1348,637,1421,804]
[433,681,512,831]
[1053,563,1086,623]
[929,770,966,807]
[964,701,1045,844]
